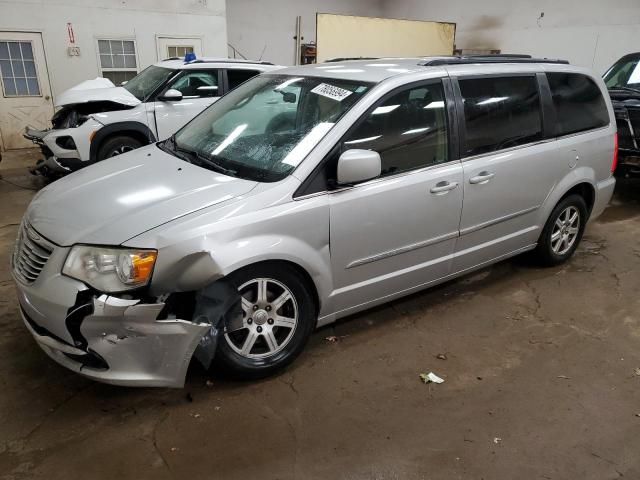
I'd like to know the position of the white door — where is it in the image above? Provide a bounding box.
[328,80,463,314]
[152,68,220,139]
[156,36,203,61]
[0,32,53,150]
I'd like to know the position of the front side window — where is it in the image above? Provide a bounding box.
[123,65,176,101]
[342,82,448,176]
[168,75,372,182]
[98,39,138,85]
[547,73,609,136]
[459,76,543,157]
[604,55,640,91]
[227,69,261,90]
[168,70,219,98]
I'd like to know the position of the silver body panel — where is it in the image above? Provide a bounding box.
[13,58,617,387]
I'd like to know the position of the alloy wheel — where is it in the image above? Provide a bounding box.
[108,145,135,157]
[551,206,580,255]
[224,278,299,359]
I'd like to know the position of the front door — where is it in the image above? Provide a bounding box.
[156,36,203,61]
[0,32,53,150]
[452,74,561,272]
[328,80,463,314]
[152,69,220,139]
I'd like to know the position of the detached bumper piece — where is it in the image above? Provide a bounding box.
[19,293,210,388]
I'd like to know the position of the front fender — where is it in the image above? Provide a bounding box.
[130,185,334,317]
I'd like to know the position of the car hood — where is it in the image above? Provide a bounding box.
[26,146,258,246]
[55,77,140,108]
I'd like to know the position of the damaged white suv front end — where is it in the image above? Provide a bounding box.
[24,77,143,176]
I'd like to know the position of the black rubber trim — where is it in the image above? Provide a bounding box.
[537,72,558,139]
[65,289,96,349]
[89,122,157,162]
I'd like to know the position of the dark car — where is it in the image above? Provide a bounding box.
[604,52,640,176]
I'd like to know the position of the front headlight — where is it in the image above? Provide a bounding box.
[63,245,157,292]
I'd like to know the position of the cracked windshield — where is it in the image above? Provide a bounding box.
[167,74,372,181]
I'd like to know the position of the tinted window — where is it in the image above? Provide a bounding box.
[227,69,260,90]
[169,70,219,98]
[342,82,448,176]
[547,73,609,136]
[459,76,542,156]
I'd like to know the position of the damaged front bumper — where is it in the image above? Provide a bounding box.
[24,120,102,176]
[13,245,211,388]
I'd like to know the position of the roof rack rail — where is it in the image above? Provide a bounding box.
[186,59,275,66]
[420,54,569,66]
[325,57,379,62]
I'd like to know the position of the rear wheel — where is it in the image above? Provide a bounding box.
[533,194,587,266]
[214,264,316,379]
[97,135,143,160]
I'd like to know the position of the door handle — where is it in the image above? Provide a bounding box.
[469,171,495,184]
[430,181,459,195]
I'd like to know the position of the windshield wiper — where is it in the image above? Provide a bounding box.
[609,85,640,95]
[193,152,238,176]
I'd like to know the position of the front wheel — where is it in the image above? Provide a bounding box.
[96,135,143,160]
[214,264,316,379]
[533,194,588,266]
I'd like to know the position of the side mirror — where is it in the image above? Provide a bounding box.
[336,149,381,185]
[158,88,183,102]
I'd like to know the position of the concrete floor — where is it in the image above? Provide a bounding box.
[1,149,639,480]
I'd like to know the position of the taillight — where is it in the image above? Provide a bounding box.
[611,132,619,174]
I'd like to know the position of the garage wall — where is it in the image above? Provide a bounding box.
[226,0,386,66]
[0,0,227,99]
[383,0,640,75]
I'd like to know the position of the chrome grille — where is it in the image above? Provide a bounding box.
[12,224,53,285]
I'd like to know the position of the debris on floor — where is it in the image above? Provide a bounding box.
[325,335,348,343]
[205,379,214,388]
[634,368,640,376]
[419,372,444,384]
[494,437,502,444]
[435,353,447,360]
[557,375,571,380]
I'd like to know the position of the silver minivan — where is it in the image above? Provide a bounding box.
[12,56,617,387]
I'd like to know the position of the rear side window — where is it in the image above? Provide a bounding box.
[227,69,260,90]
[546,73,609,136]
[459,76,543,157]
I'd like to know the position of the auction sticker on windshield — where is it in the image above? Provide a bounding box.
[311,83,353,102]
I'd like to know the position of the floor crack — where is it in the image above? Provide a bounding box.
[152,411,174,477]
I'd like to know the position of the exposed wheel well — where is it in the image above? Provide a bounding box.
[560,182,595,217]
[99,130,153,148]
[232,260,320,316]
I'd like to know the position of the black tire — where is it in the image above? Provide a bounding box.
[533,194,588,266]
[97,135,143,160]
[214,263,316,379]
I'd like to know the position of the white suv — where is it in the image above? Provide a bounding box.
[25,58,282,176]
